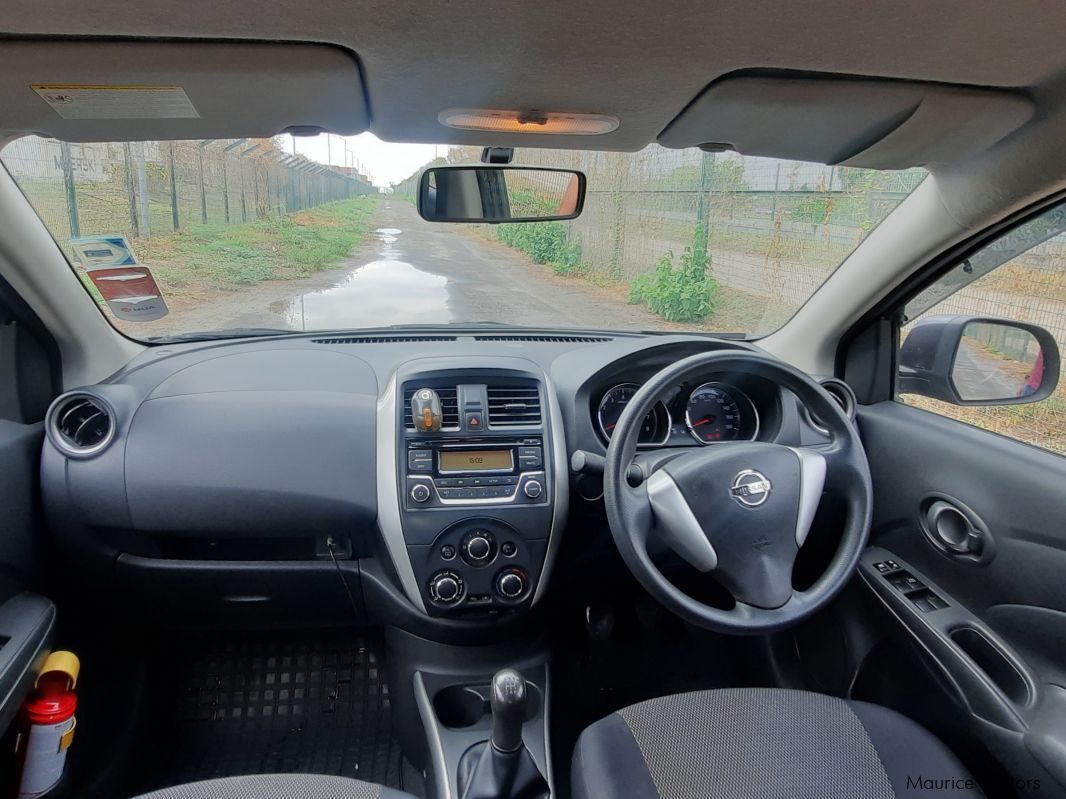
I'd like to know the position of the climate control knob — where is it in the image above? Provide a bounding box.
[523,480,543,499]
[410,483,432,503]
[495,568,528,600]
[461,530,496,565]
[429,571,464,604]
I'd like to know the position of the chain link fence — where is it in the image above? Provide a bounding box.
[2,137,376,256]
[395,144,925,333]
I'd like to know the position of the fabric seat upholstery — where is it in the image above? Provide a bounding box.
[571,688,984,799]
[132,773,417,799]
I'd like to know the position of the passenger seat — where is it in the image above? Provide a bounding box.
[132,773,416,799]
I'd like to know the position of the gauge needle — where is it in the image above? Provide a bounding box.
[604,423,616,430]
[692,416,715,427]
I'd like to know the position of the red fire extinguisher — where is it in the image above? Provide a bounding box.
[16,651,80,799]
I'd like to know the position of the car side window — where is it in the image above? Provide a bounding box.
[897,202,1066,456]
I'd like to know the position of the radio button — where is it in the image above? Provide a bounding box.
[523,480,544,499]
[518,447,542,458]
[410,483,432,503]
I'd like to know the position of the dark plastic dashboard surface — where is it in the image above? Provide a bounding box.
[38,330,821,623]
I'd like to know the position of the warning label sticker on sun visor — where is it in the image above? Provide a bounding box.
[31,84,200,120]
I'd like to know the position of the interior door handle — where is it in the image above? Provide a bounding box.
[920,494,996,565]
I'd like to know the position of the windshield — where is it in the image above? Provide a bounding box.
[1,135,925,340]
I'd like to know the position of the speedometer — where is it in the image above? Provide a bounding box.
[684,383,758,444]
[597,384,669,446]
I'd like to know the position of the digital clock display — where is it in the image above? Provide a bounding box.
[439,449,514,472]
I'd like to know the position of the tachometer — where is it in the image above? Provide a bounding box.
[684,383,758,443]
[597,384,668,445]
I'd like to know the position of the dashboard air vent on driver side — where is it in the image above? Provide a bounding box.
[47,393,115,458]
[806,377,857,433]
[487,385,542,427]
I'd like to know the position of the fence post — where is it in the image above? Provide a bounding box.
[122,143,139,238]
[239,159,247,222]
[253,163,261,218]
[59,142,80,239]
[198,142,209,225]
[221,154,230,223]
[134,143,150,237]
[168,142,180,231]
[695,150,715,256]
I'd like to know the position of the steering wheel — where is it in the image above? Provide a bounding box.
[603,350,872,634]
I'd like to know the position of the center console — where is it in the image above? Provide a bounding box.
[378,360,566,618]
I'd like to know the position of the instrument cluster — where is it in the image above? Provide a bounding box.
[594,379,761,448]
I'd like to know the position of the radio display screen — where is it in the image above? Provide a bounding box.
[439,449,514,472]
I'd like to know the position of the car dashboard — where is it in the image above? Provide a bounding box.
[39,330,842,629]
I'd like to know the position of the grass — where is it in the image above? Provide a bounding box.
[127,196,379,293]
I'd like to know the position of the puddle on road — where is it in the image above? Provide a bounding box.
[375,227,402,246]
[282,259,454,329]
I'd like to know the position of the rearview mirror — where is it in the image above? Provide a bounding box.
[418,166,585,224]
[899,315,1060,405]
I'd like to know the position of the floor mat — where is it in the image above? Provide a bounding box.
[140,632,401,792]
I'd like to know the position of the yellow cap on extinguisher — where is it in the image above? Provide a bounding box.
[36,651,80,691]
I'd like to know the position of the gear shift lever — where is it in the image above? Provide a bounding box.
[490,668,526,753]
[457,669,548,799]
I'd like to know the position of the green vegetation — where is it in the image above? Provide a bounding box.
[629,223,720,323]
[134,196,379,290]
[496,220,584,276]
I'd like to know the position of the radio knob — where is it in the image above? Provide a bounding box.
[410,483,432,503]
[430,571,463,604]
[466,534,492,562]
[496,569,528,600]
[523,480,543,499]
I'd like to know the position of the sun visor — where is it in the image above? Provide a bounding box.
[0,40,368,142]
[658,71,1034,169]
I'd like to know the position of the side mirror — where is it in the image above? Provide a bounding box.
[418,166,585,224]
[899,315,1060,405]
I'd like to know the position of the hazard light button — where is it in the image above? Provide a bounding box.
[466,412,484,430]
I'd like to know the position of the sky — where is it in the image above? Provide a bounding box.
[287,132,441,188]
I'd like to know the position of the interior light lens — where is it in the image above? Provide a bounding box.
[438,108,619,135]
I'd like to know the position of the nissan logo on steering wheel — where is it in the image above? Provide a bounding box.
[730,469,772,507]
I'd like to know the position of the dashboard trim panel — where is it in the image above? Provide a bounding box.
[377,373,429,612]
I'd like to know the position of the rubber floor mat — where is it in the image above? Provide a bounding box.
[142,632,400,791]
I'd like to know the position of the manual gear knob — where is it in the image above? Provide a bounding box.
[490,668,526,753]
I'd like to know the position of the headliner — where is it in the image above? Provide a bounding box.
[1,0,1065,152]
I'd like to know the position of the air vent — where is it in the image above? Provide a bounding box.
[403,387,460,429]
[312,335,457,344]
[473,335,612,343]
[487,385,543,427]
[47,392,115,457]
[806,378,857,434]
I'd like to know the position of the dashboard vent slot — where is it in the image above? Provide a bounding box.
[312,335,457,344]
[487,385,543,427]
[473,335,612,343]
[403,387,460,429]
[47,393,115,457]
